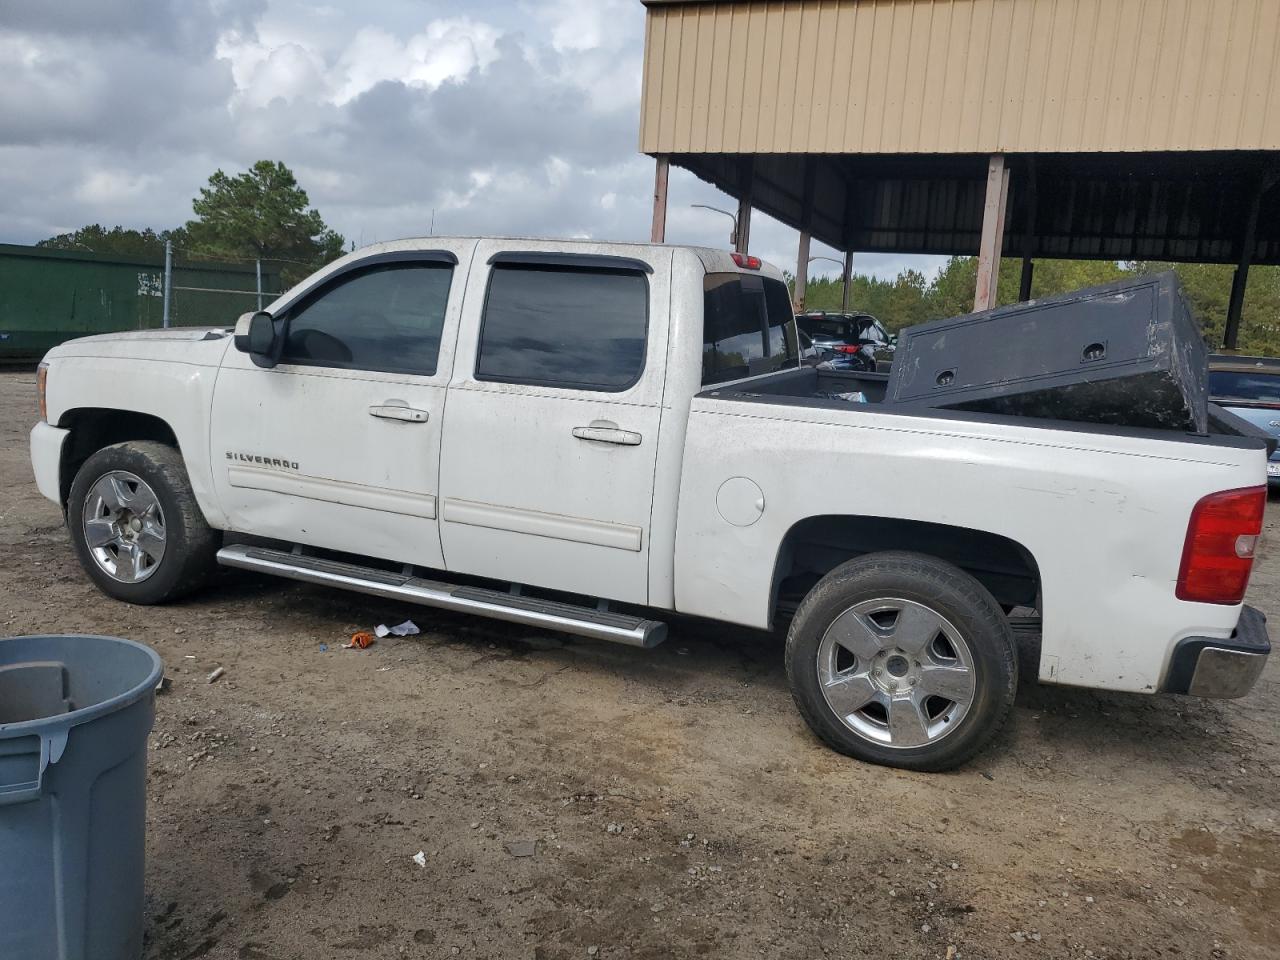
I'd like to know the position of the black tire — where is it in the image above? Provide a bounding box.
[785,551,1017,772]
[67,441,220,604]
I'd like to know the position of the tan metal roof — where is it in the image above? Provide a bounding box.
[640,0,1280,155]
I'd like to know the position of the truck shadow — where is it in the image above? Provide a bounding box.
[211,569,1271,779]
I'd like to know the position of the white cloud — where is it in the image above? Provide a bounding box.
[235,41,330,107]
[536,0,614,53]
[544,156,571,189]
[330,19,500,104]
[0,0,942,297]
[74,170,157,204]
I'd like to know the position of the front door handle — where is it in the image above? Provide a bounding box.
[572,420,642,446]
[369,403,429,423]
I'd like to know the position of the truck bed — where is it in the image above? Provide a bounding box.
[698,365,1275,453]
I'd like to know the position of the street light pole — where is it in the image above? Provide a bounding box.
[808,256,845,271]
[800,256,847,313]
[690,204,739,248]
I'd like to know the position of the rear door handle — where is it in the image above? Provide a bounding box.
[572,421,642,446]
[369,403,430,423]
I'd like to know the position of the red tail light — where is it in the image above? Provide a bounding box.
[1176,486,1266,604]
[731,252,761,270]
[834,345,861,354]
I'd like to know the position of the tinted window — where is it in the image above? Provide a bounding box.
[799,317,856,340]
[797,315,879,342]
[476,265,648,390]
[1209,370,1280,403]
[282,262,452,375]
[703,273,798,385]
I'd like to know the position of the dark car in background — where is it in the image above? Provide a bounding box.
[1209,355,1280,487]
[795,311,893,371]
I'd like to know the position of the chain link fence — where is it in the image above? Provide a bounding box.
[164,245,289,328]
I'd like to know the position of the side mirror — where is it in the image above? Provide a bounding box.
[235,311,282,368]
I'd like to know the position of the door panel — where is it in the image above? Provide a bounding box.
[212,366,448,565]
[210,243,474,568]
[439,241,671,604]
[439,388,662,601]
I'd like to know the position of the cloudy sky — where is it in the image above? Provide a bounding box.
[1,0,939,282]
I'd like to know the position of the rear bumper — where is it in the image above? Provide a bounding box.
[29,421,68,506]
[1163,605,1271,698]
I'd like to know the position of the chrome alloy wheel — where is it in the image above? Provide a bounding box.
[816,597,976,749]
[81,470,167,583]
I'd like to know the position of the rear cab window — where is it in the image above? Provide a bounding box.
[702,272,798,385]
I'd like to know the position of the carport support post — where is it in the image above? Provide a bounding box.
[1224,268,1249,351]
[650,155,669,244]
[841,251,853,311]
[1018,158,1037,303]
[974,154,1010,313]
[1224,173,1266,350]
[735,157,754,254]
[1019,259,1035,303]
[162,239,172,329]
[795,229,811,309]
[794,158,816,310]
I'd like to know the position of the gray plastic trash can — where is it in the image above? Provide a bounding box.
[0,635,163,960]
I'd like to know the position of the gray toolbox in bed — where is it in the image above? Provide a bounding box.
[885,272,1209,433]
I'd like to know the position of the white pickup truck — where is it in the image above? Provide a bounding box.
[29,238,1273,770]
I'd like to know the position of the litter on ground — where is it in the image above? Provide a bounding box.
[375,620,420,638]
[345,632,375,650]
[504,840,537,858]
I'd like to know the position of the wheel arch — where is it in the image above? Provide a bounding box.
[57,407,180,506]
[771,514,1042,624]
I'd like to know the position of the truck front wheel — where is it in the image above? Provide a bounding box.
[67,441,220,605]
[785,551,1017,772]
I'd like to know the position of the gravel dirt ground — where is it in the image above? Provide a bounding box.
[2,368,1278,960]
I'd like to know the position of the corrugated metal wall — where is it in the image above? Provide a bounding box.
[640,0,1280,155]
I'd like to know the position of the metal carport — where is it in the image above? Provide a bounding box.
[640,0,1280,345]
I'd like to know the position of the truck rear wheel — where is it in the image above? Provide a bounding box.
[785,551,1017,772]
[67,441,220,605]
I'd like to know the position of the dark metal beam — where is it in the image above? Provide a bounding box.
[1224,170,1276,349]
[1019,157,1038,302]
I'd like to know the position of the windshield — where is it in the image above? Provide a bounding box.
[1208,370,1280,403]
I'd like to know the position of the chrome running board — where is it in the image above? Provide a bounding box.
[216,544,667,648]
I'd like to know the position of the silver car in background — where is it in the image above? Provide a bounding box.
[1209,354,1280,489]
